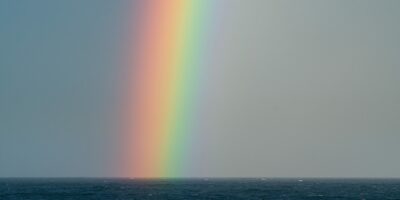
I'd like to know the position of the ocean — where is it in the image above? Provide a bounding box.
[0,178,400,199]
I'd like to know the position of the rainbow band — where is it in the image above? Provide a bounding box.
[124,0,210,178]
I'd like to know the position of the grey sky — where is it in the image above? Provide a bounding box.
[0,0,130,177]
[1,0,400,177]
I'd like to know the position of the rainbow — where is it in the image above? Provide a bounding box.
[121,0,212,178]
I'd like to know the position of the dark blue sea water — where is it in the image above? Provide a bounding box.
[1,178,400,200]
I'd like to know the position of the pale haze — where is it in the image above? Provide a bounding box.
[1,0,399,177]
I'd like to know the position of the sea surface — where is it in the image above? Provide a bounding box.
[1,178,400,200]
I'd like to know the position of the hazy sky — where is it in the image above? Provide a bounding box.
[1,0,400,177]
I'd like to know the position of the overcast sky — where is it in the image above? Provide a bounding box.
[1,0,400,177]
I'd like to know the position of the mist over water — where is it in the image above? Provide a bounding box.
[1,0,400,178]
